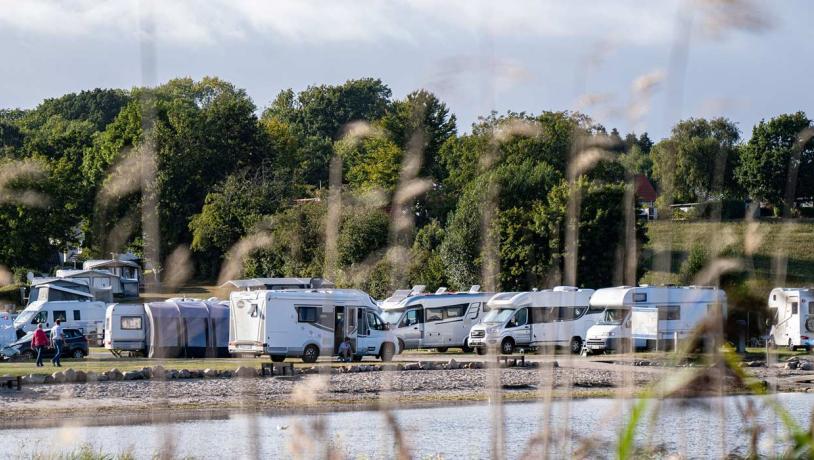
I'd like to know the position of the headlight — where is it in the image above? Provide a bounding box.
[608,332,615,337]
[486,327,499,335]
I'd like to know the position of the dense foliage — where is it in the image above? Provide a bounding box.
[0,77,810,297]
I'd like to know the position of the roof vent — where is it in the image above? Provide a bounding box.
[435,287,448,294]
[469,285,481,293]
[410,285,426,295]
[553,286,578,292]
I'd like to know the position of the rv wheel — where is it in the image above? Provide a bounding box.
[501,338,515,355]
[380,343,395,362]
[270,355,286,363]
[352,355,363,362]
[436,347,448,353]
[72,349,85,359]
[475,347,487,356]
[461,339,473,353]
[789,339,796,352]
[569,337,583,355]
[302,345,320,363]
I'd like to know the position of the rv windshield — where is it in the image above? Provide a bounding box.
[14,310,35,327]
[380,311,402,325]
[482,308,516,324]
[600,308,629,325]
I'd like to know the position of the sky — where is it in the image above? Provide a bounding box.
[1,0,812,140]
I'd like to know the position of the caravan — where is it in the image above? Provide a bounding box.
[467,287,597,355]
[104,300,230,358]
[229,289,398,363]
[379,285,493,352]
[584,286,727,354]
[768,288,814,351]
[13,281,107,338]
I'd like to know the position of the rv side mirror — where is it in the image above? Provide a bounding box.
[624,320,631,328]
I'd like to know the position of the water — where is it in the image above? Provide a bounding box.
[3,393,813,459]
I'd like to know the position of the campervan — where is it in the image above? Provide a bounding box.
[229,289,399,363]
[768,288,814,351]
[468,287,597,355]
[379,285,493,352]
[13,281,107,338]
[584,286,727,354]
[104,300,230,358]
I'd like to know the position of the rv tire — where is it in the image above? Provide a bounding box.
[302,345,320,363]
[270,355,286,362]
[789,339,796,352]
[475,347,487,356]
[380,343,395,362]
[461,339,473,353]
[501,338,515,355]
[436,347,448,353]
[569,337,583,354]
[352,355,363,362]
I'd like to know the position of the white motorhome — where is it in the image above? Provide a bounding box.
[229,289,398,363]
[105,300,230,358]
[584,286,727,354]
[379,285,493,352]
[768,288,814,351]
[468,287,597,355]
[13,281,107,338]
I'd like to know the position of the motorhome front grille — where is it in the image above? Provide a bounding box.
[586,339,604,347]
[471,330,485,338]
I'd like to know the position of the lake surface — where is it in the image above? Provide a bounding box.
[3,393,813,459]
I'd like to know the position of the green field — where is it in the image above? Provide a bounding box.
[643,219,814,287]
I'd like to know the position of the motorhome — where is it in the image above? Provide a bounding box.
[104,300,230,358]
[13,281,107,339]
[379,285,494,352]
[768,288,814,351]
[229,289,398,363]
[55,269,122,301]
[584,286,727,354]
[468,287,597,355]
[84,258,143,295]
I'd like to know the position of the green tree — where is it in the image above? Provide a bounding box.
[337,134,403,191]
[337,208,390,266]
[651,117,741,204]
[736,111,814,210]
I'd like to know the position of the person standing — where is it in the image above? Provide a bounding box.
[50,319,63,367]
[32,323,48,367]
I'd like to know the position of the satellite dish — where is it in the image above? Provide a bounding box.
[26,272,34,282]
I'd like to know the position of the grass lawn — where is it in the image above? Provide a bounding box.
[644,219,814,285]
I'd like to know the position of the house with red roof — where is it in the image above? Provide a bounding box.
[634,175,659,219]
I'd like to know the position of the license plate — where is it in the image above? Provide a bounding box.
[588,344,603,349]
[239,344,254,349]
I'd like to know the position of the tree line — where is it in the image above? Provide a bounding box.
[0,77,811,298]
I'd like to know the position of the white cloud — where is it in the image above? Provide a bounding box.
[0,0,680,46]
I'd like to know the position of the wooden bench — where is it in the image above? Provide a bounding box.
[496,355,525,367]
[0,375,21,390]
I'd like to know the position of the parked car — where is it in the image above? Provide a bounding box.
[0,328,88,360]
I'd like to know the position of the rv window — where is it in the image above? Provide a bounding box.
[249,303,259,318]
[634,293,647,302]
[658,306,680,321]
[32,311,48,324]
[358,309,369,336]
[53,310,67,322]
[121,316,142,330]
[467,303,481,320]
[73,310,81,321]
[573,307,587,319]
[367,312,386,331]
[508,308,528,327]
[296,306,319,323]
[446,304,466,318]
[348,309,357,328]
[587,305,605,315]
[426,308,444,322]
[400,309,423,327]
[530,307,547,324]
[792,302,799,315]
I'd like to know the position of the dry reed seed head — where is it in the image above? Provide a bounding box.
[693,0,774,39]
[217,232,274,285]
[338,120,385,145]
[493,118,543,143]
[0,159,51,207]
[163,244,193,289]
[0,265,11,287]
[97,145,156,205]
[627,69,665,132]
[567,147,616,179]
[290,375,329,405]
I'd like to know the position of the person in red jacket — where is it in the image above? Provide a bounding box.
[32,323,49,367]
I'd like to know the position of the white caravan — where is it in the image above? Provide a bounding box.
[229,289,399,363]
[468,286,597,355]
[379,285,493,352]
[13,281,107,338]
[768,288,814,351]
[584,286,727,354]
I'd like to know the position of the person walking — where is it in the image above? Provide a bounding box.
[32,323,48,367]
[50,319,63,367]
